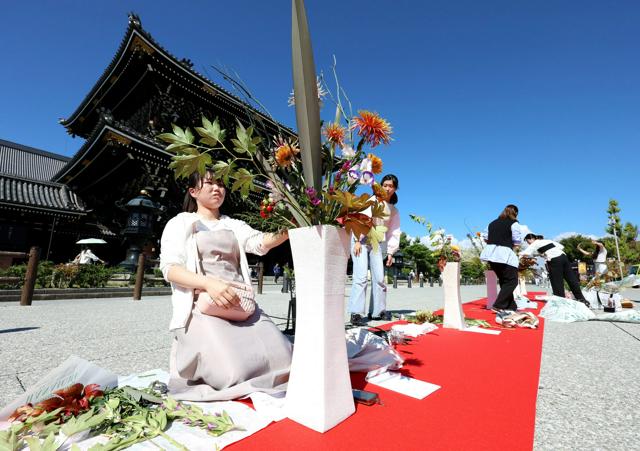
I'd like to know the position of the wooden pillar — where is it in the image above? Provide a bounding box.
[20,247,40,306]
[257,261,264,294]
[133,253,145,301]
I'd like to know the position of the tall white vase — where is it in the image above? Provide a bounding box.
[485,269,498,310]
[285,225,355,433]
[442,261,466,329]
[518,274,528,295]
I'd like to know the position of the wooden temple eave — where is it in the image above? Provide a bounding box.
[53,124,170,187]
[0,202,85,219]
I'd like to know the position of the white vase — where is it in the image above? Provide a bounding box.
[485,269,498,310]
[518,274,528,295]
[285,225,355,433]
[442,261,466,329]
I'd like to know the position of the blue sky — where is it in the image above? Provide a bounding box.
[1,0,638,242]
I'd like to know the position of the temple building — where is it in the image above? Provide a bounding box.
[0,13,293,269]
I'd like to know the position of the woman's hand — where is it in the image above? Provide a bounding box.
[203,278,240,309]
[353,241,362,257]
[386,254,393,267]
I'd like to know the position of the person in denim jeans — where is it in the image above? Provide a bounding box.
[348,174,401,325]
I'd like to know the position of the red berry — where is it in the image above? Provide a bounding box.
[267,205,273,212]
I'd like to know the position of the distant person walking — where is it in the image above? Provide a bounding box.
[521,234,590,307]
[480,204,521,312]
[273,263,282,284]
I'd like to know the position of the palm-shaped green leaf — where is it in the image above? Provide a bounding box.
[195,117,226,147]
[231,121,261,155]
[212,160,236,186]
[169,152,212,179]
[231,168,255,197]
[157,124,195,153]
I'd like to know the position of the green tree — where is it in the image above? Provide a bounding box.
[602,199,640,267]
[403,242,439,278]
[399,232,412,250]
[606,199,622,237]
[460,256,485,280]
[558,234,595,262]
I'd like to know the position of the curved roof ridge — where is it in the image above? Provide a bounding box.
[60,13,294,135]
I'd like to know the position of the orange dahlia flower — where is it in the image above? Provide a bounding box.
[351,110,392,147]
[368,153,383,174]
[273,137,300,169]
[323,123,346,146]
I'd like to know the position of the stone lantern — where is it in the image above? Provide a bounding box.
[119,190,161,271]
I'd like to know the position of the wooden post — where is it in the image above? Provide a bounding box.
[20,246,40,306]
[133,253,145,300]
[257,261,264,294]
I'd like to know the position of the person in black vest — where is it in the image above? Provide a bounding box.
[520,234,589,307]
[480,204,522,312]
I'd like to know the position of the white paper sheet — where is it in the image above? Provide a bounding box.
[246,391,287,422]
[366,371,441,400]
[462,326,501,335]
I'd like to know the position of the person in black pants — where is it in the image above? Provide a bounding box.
[480,204,522,312]
[520,234,589,307]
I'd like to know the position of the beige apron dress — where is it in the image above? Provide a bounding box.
[168,221,292,401]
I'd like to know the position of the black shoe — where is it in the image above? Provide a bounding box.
[350,313,365,326]
[371,311,390,321]
[578,299,591,308]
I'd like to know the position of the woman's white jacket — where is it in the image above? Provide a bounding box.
[159,212,267,331]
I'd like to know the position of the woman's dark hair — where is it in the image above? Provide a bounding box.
[536,234,544,240]
[381,174,399,205]
[524,233,538,241]
[182,169,224,213]
[498,204,519,220]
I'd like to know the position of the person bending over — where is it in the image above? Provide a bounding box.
[521,234,590,307]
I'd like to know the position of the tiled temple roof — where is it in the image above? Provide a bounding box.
[0,139,86,216]
[0,138,69,182]
[0,174,86,216]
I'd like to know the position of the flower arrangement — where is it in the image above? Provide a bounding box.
[466,231,485,255]
[2,383,237,450]
[410,215,461,271]
[158,67,392,247]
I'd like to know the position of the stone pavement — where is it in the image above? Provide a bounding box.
[1,282,638,450]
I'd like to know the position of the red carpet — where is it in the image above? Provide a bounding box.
[232,294,546,451]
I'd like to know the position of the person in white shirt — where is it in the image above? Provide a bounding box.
[73,246,104,264]
[577,240,608,277]
[348,174,401,325]
[159,170,291,401]
[521,234,589,306]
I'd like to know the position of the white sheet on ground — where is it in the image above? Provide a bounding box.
[389,322,437,338]
[366,371,440,400]
[590,309,640,323]
[539,296,596,322]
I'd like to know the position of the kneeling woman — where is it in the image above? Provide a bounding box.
[160,170,292,401]
[520,234,589,307]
